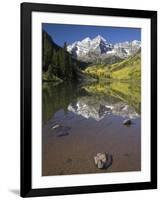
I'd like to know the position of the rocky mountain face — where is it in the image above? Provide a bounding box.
[67,35,141,64]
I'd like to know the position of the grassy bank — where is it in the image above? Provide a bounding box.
[84,50,141,82]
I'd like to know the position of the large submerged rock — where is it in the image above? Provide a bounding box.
[94,153,112,169]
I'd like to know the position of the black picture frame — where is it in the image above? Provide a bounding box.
[21,2,157,197]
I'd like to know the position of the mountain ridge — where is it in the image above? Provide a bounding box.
[67,35,141,64]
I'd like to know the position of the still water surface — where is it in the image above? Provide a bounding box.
[42,81,141,176]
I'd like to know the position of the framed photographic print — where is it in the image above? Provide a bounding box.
[21,2,157,197]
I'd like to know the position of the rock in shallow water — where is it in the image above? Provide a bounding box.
[123,119,132,125]
[50,125,71,136]
[51,124,61,130]
[57,132,70,137]
[94,153,112,169]
[97,160,104,169]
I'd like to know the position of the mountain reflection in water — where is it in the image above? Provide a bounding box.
[42,81,141,124]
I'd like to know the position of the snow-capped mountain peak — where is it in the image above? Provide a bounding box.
[131,40,141,45]
[67,35,141,63]
[92,35,106,42]
[81,37,91,43]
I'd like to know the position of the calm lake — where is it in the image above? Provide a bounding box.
[42,81,141,176]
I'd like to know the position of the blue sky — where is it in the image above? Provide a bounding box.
[42,23,141,47]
